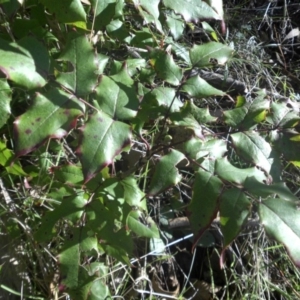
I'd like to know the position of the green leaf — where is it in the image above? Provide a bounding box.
[148,149,186,196]
[52,164,84,186]
[267,101,300,128]
[165,11,185,40]
[163,0,220,21]
[0,79,11,129]
[149,48,182,85]
[40,0,86,24]
[0,140,27,176]
[188,170,223,246]
[58,243,80,289]
[14,87,84,157]
[231,131,281,180]
[121,176,146,209]
[56,34,99,97]
[77,111,131,183]
[220,188,251,247]
[0,37,48,89]
[244,177,298,202]
[182,75,225,98]
[35,193,87,242]
[127,210,159,238]
[224,92,270,129]
[143,87,183,113]
[190,42,233,67]
[259,198,300,268]
[269,129,300,163]
[94,67,140,120]
[215,157,267,185]
[90,0,116,30]
[133,0,162,32]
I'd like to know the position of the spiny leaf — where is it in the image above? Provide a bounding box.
[165,11,185,40]
[190,42,233,67]
[94,67,140,120]
[224,92,270,129]
[215,157,267,185]
[56,33,99,97]
[127,210,159,238]
[0,37,48,89]
[149,48,183,85]
[231,131,281,180]
[244,177,298,202]
[163,0,220,22]
[188,170,223,248]
[76,111,132,183]
[14,87,85,157]
[148,149,186,196]
[259,198,300,268]
[182,75,225,98]
[40,0,86,24]
[133,0,162,32]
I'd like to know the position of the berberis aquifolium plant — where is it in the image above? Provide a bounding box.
[0,0,300,299]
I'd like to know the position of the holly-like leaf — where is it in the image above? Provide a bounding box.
[56,34,98,97]
[165,11,185,40]
[267,101,300,128]
[224,92,270,129]
[76,111,131,183]
[220,188,251,248]
[90,0,116,30]
[259,198,300,268]
[127,210,159,238]
[215,157,267,185]
[188,170,223,249]
[121,176,146,209]
[149,48,182,85]
[231,131,281,179]
[14,87,85,157]
[0,79,11,129]
[148,149,186,196]
[51,163,84,186]
[0,37,48,90]
[94,67,140,120]
[244,177,298,202]
[41,0,86,24]
[143,87,183,113]
[190,42,233,67]
[163,0,220,22]
[182,75,225,98]
[269,129,300,163]
[133,0,163,32]
[35,193,87,242]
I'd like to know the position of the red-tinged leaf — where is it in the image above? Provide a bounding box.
[188,170,223,250]
[259,198,300,268]
[76,111,132,183]
[14,88,84,157]
[56,33,99,97]
[148,149,186,196]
